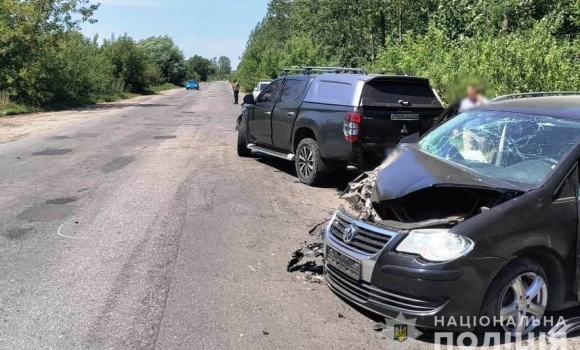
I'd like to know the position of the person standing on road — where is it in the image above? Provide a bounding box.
[232,80,240,104]
[459,85,490,151]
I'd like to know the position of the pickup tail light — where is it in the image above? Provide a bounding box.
[344,112,362,142]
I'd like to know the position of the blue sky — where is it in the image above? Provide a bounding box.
[82,0,270,68]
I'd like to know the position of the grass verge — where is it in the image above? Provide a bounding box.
[0,83,180,117]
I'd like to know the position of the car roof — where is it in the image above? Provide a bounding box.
[297,73,433,107]
[481,95,580,120]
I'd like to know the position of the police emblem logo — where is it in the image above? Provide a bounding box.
[394,324,407,342]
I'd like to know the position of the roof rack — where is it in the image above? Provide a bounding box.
[281,66,367,76]
[493,91,580,103]
[281,68,305,76]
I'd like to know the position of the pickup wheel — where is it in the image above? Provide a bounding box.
[237,116,252,157]
[295,138,328,186]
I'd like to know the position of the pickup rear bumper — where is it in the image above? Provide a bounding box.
[320,141,391,169]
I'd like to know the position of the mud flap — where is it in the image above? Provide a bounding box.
[235,114,243,131]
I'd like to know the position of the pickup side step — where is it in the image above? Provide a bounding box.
[247,144,295,161]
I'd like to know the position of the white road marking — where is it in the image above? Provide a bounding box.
[57,223,85,239]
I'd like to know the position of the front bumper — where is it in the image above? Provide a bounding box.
[323,209,505,331]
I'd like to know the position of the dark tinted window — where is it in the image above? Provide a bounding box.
[279,79,306,103]
[556,164,578,199]
[258,80,282,103]
[362,80,441,107]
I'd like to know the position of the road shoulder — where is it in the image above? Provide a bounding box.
[0,88,182,145]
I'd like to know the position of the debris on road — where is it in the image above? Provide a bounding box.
[287,220,328,283]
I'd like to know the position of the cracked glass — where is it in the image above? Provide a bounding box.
[419,111,580,187]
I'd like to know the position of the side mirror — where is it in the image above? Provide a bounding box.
[243,94,256,105]
[254,88,259,91]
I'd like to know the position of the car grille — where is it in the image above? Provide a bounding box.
[329,211,396,255]
[325,264,446,315]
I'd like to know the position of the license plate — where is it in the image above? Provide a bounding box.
[391,114,419,121]
[326,245,361,280]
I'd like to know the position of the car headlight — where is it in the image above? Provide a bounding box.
[396,229,474,262]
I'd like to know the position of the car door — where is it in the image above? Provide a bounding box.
[249,79,283,145]
[551,162,580,299]
[271,78,308,151]
[569,163,580,300]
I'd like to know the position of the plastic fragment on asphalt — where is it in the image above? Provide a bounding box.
[286,221,328,284]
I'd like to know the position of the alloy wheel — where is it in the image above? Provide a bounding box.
[498,272,548,336]
[298,145,314,179]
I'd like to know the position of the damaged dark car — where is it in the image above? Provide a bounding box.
[324,95,580,336]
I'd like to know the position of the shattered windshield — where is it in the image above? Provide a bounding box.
[419,111,580,186]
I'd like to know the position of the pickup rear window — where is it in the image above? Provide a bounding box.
[362,80,442,107]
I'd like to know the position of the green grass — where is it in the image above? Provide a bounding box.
[146,82,180,94]
[0,83,180,117]
[0,103,40,116]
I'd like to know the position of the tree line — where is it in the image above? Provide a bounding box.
[0,0,232,109]
[236,0,580,99]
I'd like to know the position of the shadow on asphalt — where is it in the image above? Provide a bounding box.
[254,156,361,193]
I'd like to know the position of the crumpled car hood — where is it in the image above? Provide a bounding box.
[371,145,523,202]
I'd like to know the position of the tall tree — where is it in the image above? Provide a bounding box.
[0,0,100,104]
[186,55,215,81]
[217,56,232,75]
[139,36,186,85]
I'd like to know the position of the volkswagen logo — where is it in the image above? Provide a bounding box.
[343,224,357,243]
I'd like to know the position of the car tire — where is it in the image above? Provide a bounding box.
[479,258,548,336]
[295,138,328,186]
[237,116,252,157]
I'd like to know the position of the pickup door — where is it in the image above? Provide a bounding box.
[250,79,283,145]
[271,78,309,151]
[358,78,444,146]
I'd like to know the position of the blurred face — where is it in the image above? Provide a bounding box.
[467,86,479,100]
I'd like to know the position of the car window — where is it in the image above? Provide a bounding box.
[555,164,578,200]
[315,81,352,104]
[259,83,270,90]
[362,80,442,107]
[257,80,282,103]
[419,111,580,187]
[279,79,306,103]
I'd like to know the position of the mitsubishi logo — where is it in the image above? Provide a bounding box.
[343,224,357,243]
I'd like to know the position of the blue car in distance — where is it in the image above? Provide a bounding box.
[186,80,199,90]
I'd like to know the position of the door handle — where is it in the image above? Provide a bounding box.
[287,112,295,117]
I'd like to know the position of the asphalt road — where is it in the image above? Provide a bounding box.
[0,82,388,349]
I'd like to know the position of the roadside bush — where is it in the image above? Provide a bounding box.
[373,25,580,100]
[102,35,150,93]
[139,36,187,85]
[144,63,164,87]
[50,33,116,102]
